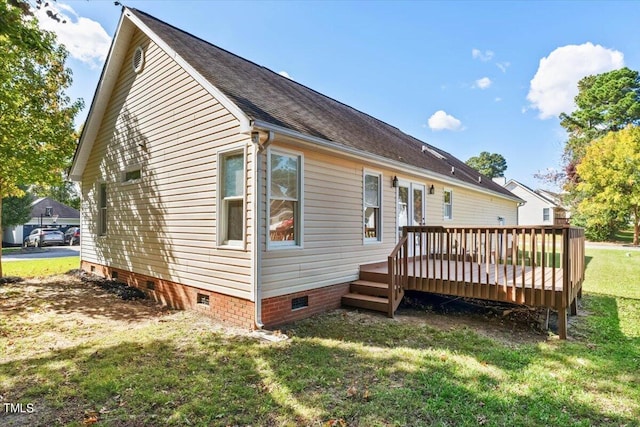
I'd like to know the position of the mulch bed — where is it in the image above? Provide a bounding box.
[67,269,146,300]
[0,276,23,285]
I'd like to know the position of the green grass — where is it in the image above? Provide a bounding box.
[0,248,638,426]
[1,247,22,255]
[2,256,79,277]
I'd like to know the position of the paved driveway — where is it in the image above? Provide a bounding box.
[2,246,80,261]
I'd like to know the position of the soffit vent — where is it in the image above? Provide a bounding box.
[132,46,145,73]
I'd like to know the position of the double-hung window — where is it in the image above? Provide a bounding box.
[443,189,453,220]
[268,149,302,247]
[219,151,245,246]
[543,208,550,222]
[364,172,381,241]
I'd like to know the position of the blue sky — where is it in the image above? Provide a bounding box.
[36,1,640,189]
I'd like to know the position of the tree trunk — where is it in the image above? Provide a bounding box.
[0,194,3,278]
[634,207,639,247]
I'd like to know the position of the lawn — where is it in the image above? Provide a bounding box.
[2,256,79,278]
[0,249,638,426]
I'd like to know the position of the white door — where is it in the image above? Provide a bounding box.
[398,182,425,254]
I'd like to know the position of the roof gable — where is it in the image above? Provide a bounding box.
[30,197,79,219]
[505,179,557,207]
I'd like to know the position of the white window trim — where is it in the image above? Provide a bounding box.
[363,170,383,244]
[443,188,453,221]
[98,181,107,237]
[217,145,247,249]
[121,164,143,184]
[266,147,304,250]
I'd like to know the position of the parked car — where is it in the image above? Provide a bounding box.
[64,227,80,245]
[23,228,65,247]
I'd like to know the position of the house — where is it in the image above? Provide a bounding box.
[503,179,570,226]
[69,7,523,329]
[2,197,80,246]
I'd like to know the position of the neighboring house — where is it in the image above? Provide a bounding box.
[69,7,522,329]
[2,197,80,246]
[503,179,570,226]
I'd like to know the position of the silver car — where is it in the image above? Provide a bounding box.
[23,228,65,247]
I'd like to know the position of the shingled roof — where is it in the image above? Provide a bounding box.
[127,8,516,199]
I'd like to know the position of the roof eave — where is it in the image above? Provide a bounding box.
[68,10,133,182]
[252,120,524,204]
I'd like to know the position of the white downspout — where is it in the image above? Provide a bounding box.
[252,129,274,329]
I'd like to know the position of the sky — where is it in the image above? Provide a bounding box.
[33,0,640,190]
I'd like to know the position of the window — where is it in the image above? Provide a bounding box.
[268,150,302,247]
[123,168,141,183]
[364,172,381,241]
[98,183,107,236]
[543,208,550,222]
[443,189,453,220]
[219,151,245,246]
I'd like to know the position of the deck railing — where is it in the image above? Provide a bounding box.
[387,234,408,317]
[398,225,585,338]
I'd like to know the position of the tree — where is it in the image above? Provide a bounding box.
[560,67,640,183]
[2,190,33,229]
[576,126,640,244]
[0,0,82,276]
[465,152,507,178]
[32,179,80,210]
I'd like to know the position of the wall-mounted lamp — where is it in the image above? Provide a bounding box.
[392,176,399,188]
[428,184,435,195]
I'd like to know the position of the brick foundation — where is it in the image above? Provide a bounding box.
[261,282,351,328]
[81,261,255,329]
[80,261,350,330]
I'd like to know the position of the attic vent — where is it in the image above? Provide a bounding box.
[132,46,145,73]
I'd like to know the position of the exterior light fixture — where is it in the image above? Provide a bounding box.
[429,184,435,195]
[392,176,399,188]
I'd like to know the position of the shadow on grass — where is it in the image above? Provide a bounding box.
[0,276,162,323]
[1,301,638,427]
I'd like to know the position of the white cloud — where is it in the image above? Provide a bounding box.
[278,71,292,79]
[35,3,111,68]
[495,97,502,102]
[472,48,494,62]
[474,77,492,90]
[496,62,510,73]
[427,110,464,131]
[527,42,624,119]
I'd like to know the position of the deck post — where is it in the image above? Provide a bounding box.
[558,307,567,340]
[570,296,578,316]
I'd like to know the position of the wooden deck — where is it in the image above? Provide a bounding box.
[362,257,566,307]
[348,225,586,339]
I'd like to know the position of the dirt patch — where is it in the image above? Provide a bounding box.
[395,291,555,345]
[68,269,146,300]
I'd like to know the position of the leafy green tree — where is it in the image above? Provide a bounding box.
[576,126,640,244]
[0,0,82,275]
[465,152,507,178]
[560,67,640,182]
[2,190,33,229]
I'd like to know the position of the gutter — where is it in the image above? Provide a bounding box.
[251,128,274,329]
[250,120,523,204]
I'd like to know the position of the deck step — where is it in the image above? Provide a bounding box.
[350,280,389,297]
[342,293,389,313]
[358,270,389,283]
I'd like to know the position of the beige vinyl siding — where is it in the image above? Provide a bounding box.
[426,183,518,226]
[260,144,519,298]
[80,29,254,300]
[261,146,397,298]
